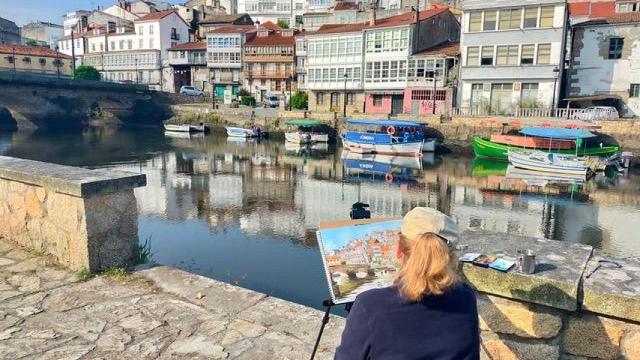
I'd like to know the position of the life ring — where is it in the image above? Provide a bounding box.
[387,126,396,135]
[385,172,394,183]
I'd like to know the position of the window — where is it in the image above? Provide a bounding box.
[149,25,154,35]
[540,6,555,27]
[521,44,535,64]
[347,93,355,105]
[469,12,482,32]
[149,38,155,48]
[521,83,539,106]
[630,84,640,97]
[138,26,143,35]
[373,95,383,107]
[317,92,324,105]
[496,45,519,65]
[139,39,144,48]
[490,83,513,114]
[467,46,479,66]
[524,7,538,28]
[128,40,132,50]
[22,57,30,63]
[483,11,497,31]
[481,46,494,66]
[499,8,522,30]
[110,41,115,50]
[609,38,624,59]
[617,2,639,12]
[171,28,178,40]
[537,43,551,64]
[6,56,14,64]
[470,83,484,109]
[39,58,46,65]
[331,92,339,107]
[119,40,125,49]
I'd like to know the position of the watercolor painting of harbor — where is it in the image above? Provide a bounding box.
[317,219,403,304]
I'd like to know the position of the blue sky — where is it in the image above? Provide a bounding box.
[2,0,180,26]
[319,220,402,253]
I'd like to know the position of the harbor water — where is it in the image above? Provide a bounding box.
[2,128,639,310]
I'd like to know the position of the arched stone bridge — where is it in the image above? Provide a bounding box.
[0,71,174,130]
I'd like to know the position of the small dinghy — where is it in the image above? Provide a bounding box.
[164,124,192,132]
[225,126,265,138]
[508,150,588,176]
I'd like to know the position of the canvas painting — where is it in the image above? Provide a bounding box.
[317,219,402,304]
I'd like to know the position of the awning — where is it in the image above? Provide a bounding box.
[563,95,621,102]
[284,119,323,127]
[346,119,427,127]
[520,127,597,139]
[365,90,404,95]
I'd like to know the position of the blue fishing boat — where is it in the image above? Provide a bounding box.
[341,119,436,157]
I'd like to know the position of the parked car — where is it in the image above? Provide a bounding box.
[264,94,280,108]
[180,86,207,97]
[570,106,619,121]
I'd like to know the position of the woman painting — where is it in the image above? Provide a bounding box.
[335,207,479,360]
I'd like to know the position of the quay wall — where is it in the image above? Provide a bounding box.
[0,156,146,271]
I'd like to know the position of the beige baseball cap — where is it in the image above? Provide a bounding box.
[401,207,460,246]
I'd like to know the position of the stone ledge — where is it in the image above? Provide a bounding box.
[458,232,593,311]
[582,255,640,323]
[0,156,146,197]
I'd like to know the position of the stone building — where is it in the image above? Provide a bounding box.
[0,44,73,77]
[168,41,208,93]
[243,27,296,103]
[458,0,567,115]
[568,13,640,117]
[20,22,64,49]
[197,14,254,39]
[0,17,21,45]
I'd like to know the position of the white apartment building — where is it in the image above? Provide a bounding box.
[237,0,306,28]
[81,10,190,91]
[63,10,91,36]
[305,23,366,114]
[458,0,567,115]
[206,25,256,98]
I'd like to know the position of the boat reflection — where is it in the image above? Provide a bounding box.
[341,150,423,185]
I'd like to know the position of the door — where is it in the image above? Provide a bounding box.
[391,95,404,115]
[490,83,513,115]
[215,86,225,99]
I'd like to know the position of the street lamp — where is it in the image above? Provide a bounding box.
[11,46,16,73]
[134,56,139,84]
[343,72,348,117]
[55,45,60,78]
[288,75,293,111]
[552,66,560,110]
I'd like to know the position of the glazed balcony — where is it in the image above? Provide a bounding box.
[245,70,294,79]
[243,54,294,63]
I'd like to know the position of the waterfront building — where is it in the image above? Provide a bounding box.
[0,17,21,45]
[185,0,238,16]
[20,22,64,49]
[304,23,367,114]
[197,14,254,38]
[168,41,208,92]
[81,10,190,91]
[236,0,306,28]
[63,10,134,36]
[102,3,141,22]
[295,33,307,90]
[63,10,92,36]
[0,44,73,77]
[567,13,640,117]
[243,27,296,103]
[458,0,568,115]
[362,6,460,115]
[206,25,256,99]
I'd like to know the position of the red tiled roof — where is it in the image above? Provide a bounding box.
[568,1,616,18]
[413,41,460,57]
[0,44,72,59]
[168,42,207,51]
[207,24,257,34]
[245,33,295,46]
[136,9,177,22]
[568,2,591,17]
[312,23,368,35]
[575,11,640,26]
[368,5,449,29]
[334,2,359,11]
[260,21,281,31]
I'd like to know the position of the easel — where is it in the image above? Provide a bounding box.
[309,299,353,360]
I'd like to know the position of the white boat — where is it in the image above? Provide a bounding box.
[508,150,588,176]
[342,137,424,157]
[164,124,192,132]
[422,139,437,152]
[285,132,329,144]
[226,126,259,138]
[341,119,437,157]
[505,165,586,186]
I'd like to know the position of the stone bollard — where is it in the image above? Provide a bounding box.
[0,156,146,271]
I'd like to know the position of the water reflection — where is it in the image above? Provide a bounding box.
[2,128,640,309]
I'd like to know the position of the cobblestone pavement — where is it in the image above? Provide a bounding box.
[0,239,344,359]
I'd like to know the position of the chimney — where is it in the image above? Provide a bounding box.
[369,8,376,26]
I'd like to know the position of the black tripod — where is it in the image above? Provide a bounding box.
[309,299,353,360]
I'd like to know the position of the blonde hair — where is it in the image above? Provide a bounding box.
[395,233,459,302]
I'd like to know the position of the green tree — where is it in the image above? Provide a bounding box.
[74,65,101,81]
[276,20,289,29]
[290,91,308,110]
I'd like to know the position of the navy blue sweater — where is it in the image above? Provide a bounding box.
[334,283,479,360]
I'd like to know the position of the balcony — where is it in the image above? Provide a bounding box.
[245,70,293,79]
[243,54,294,63]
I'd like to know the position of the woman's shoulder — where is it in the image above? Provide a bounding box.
[353,286,404,310]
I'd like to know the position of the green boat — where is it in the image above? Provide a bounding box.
[473,127,619,159]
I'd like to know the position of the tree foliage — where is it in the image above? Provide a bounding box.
[74,65,101,81]
[276,20,289,29]
[290,91,308,110]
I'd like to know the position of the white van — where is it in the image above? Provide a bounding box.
[264,94,280,108]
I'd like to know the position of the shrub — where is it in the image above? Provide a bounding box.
[290,91,308,110]
[238,89,251,97]
[241,96,256,106]
[276,20,289,29]
[74,65,101,81]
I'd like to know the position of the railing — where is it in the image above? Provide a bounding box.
[243,54,294,62]
[245,70,294,79]
[450,107,585,119]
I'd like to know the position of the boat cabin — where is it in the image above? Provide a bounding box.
[343,119,427,145]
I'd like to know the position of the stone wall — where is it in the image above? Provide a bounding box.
[0,156,146,271]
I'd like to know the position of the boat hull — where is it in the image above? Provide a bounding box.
[285,132,329,144]
[508,150,588,176]
[164,124,192,132]
[473,137,619,159]
[342,138,423,157]
[422,139,437,152]
[226,127,258,138]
